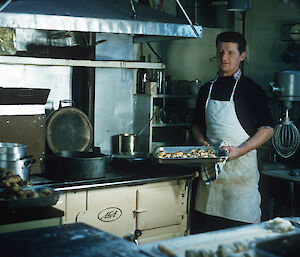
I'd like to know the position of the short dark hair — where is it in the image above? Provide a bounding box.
[216,31,246,54]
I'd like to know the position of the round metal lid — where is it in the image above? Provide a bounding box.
[46,107,93,153]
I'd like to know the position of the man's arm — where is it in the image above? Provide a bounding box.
[192,125,210,146]
[224,127,274,161]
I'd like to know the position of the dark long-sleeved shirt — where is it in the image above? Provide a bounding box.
[192,75,274,137]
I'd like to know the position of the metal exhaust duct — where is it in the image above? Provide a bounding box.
[0,0,202,39]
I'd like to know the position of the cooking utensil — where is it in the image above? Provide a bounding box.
[0,157,35,181]
[46,103,93,153]
[0,142,27,161]
[112,133,140,156]
[272,109,300,158]
[138,116,153,136]
[45,150,108,180]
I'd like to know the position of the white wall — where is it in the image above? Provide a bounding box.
[138,0,300,89]
[138,27,225,85]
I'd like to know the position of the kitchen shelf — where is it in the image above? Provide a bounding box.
[152,123,191,127]
[0,56,165,69]
[135,94,194,152]
[151,94,198,98]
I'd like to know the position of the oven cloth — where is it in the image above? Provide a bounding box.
[200,140,228,185]
[195,75,261,223]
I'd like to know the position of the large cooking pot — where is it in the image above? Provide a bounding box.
[45,151,109,180]
[0,142,27,161]
[0,158,35,181]
[0,142,35,181]
[112,134,140,156]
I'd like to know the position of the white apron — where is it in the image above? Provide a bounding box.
[195,78,261,223]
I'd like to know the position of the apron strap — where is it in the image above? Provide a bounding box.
[205,81,214,109]
[230,79,239,102]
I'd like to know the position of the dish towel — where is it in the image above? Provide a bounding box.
[200,140,228,185]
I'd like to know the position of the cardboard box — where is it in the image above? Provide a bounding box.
[145,82,158,95]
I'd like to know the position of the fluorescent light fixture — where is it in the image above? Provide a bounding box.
[227,0,250,11]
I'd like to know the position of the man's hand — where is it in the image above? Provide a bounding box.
[201,140,210,147]
[223,127,274,161]
[222,146,241,161]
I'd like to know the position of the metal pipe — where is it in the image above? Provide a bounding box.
[87,32,96,146]
[175,0,200,38]
[0,0,12,12]
[129,0,137,19]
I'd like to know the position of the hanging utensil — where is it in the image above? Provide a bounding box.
[138,116,153,136]
[159,97,169,123]
[272,109,300,158]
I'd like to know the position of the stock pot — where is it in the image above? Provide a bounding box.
[0,158,35,181]
[112,133,140,156]
[0,142,27,161]
[0,142,35,180]
[45,150,109,180]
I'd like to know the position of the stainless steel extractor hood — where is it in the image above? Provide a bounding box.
[0,0,202,38]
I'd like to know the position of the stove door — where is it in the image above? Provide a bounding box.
[77,186,136,239]
[135,180,187,231]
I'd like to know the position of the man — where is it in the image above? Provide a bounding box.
[191,31,274,233]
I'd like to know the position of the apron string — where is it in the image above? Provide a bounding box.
[230,79,239,102]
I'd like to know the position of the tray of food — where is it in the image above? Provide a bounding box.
[153,146,229,165]
[0,168,60,209]
[0,185,60,209]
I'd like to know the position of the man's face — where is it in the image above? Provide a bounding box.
[216,42,246,77]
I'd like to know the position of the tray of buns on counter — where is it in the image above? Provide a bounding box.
[153,145,229,165]
[0,168,60,209]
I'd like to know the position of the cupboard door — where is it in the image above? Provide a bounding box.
[53,191,87,224]
[137,224,185,244]
[77,186,136,239]
[135,180,187,231]
[64,191,87,224]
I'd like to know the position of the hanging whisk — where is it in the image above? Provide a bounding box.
[272,109,300,158]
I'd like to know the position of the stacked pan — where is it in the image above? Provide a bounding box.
[0,142,35,181]
[45,101,108,180]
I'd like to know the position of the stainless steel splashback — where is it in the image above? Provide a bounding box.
[94,33,135,155]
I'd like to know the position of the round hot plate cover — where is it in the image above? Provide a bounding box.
[46,107,93,153]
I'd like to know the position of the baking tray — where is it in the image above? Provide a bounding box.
[153,146,228,165]
[0,186,60,210]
